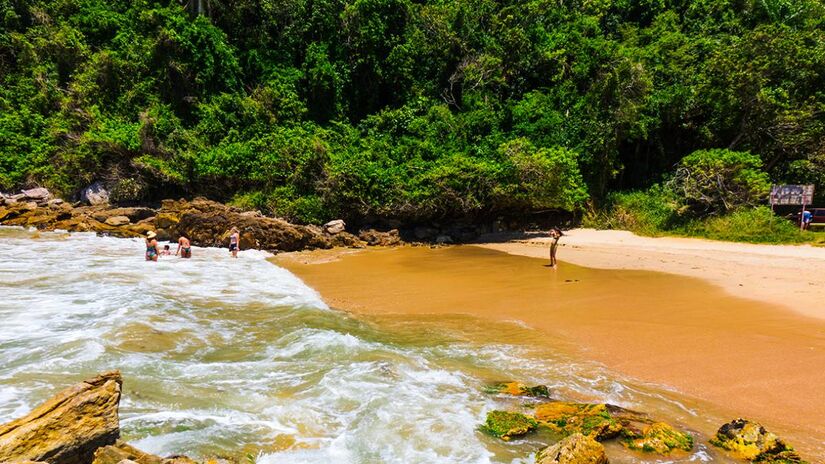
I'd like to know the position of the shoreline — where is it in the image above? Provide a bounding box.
[275,240,825,459]
[478,228,825,320]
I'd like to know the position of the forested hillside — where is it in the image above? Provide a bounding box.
[1,0,824,227]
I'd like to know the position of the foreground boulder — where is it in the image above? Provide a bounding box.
[710,419,806,463]
[481,410,537,440]
[0,371,122,464]
[536,433,609,464]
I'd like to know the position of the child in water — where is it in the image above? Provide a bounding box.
[160,244,172,256]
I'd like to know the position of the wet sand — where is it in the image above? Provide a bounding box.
[481,229,825,320]
[275,245,825,458]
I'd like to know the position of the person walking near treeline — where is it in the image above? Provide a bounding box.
[548,227,564,268]
[229,227,240,258]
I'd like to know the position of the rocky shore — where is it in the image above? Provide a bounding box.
[0,188,402,252]
[0,374,809,464]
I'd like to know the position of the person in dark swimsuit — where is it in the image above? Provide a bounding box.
[145,231,160,262]
[176,236,192,258]
[229,227,239,258]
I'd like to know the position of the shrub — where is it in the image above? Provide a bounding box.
[669,149,771,214]
[678,206,810,244]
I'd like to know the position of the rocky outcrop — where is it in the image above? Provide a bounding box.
[710,419,806,463]
[536,433,609,464]
[158,198,364,252]
[0,371,122,464]
[481,411,537,440]
[0,194,385,251]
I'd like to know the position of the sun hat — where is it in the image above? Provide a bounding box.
[147,231,157,239]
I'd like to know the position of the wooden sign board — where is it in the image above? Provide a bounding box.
[770,185,815,206]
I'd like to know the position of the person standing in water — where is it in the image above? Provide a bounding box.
[548,227,564,268]
[145,231,160,262]
[229,227,240,258]
[176,235,192,258]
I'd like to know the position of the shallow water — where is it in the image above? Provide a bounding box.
[0,227,735,463]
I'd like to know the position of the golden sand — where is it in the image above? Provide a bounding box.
[276,244,825,457]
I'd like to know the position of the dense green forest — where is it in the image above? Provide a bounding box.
[1,0,824,233]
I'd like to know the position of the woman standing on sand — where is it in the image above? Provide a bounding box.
[549,227,564,268]
[229,227,240,258]
[145,231,160,262]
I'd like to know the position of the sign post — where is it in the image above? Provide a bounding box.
[770,185,815,230]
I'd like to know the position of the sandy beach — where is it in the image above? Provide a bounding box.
[276,231,825,458]
[481,228,825,320]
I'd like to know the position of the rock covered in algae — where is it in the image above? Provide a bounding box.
[0,371,122,464]
[534,403,622,441]
[710,419,806,463]
[481,410,538,440]
[621,422,693,454]
[536,433,609,464]
[485,382,551,398]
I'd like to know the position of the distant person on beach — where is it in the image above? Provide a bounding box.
[176,236,192,258]
[145,232,159,262]
[802,209,813,230]
[160,244,172,256]
[548,227,564,268]
[229,227,240,258]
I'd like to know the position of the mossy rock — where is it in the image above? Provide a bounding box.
[622,422,693,454]
[485,381,551,398]
[536,433,609,464]
[710,418,807,463]
[481,410,538,440]
[534,402,622,440]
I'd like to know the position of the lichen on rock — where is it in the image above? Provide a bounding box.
[480,410,538,440]
[710,419,807,463]
[534,402,622,441]
[621,422,693,454]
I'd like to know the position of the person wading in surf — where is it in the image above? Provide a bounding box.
[176,235,192,258]
[229,227,240,258]
[548,227,564,269]
[145,231,160,262]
